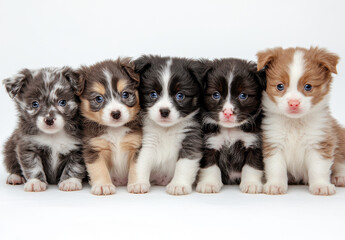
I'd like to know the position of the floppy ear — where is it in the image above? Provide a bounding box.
[311,47,339,74]
[133,55,152,74]
[72,67,87,96]
[256,47,283,71]
[120,58,140,82]
[2,69,32,99]
[62,67,81,94]
[188,59,213,89]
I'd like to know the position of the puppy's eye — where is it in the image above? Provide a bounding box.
[175,92,185,101]
[239,93,248,100]
[122,91,129,99]
[95,96,104,103]
[277,84,285,91]
[58,100,67,107]
[212,91,221,100]
[150,91,158,99]
[304,84,312,92]
[32,101,40,108]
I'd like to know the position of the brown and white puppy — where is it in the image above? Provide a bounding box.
[77,58,141,195]
[257,47,345,195]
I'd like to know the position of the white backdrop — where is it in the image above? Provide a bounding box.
[1,1,345,240]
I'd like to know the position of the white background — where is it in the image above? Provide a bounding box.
[0,0,345,240]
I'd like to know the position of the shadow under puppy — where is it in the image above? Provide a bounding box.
[197,59,266,194]
[3,67,86,192]
[128,55,206,195]
[77,58,141,195]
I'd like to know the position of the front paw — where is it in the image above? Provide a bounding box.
[24,179,47,192]
[331,176,345,187]
[127,182,150,194]
[263,182,287,195]
[7,174,25,185]
[240,181,263,194]
[196,181,222,193]
[91,184,116,195]
[59,178,82,191]
[309,183,336,195]
[166,182,192,195]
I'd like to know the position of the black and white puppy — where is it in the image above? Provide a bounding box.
[196,58,266,194]
[3,68,86,192]
[127,56,206,195]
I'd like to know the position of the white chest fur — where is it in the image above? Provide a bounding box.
[206,127,258,150]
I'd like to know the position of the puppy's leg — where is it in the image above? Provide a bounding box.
[263,150,288,195]
[306,149,335,195]
[58,150,86,191]
[85,138,115,195]
[4,133,25,185]
[127,146,153,194]
[332,127,345,187]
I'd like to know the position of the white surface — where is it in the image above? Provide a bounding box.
[1,0,345,239]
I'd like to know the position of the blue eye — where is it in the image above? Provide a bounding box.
[122,91,129,99]
[304,84,312,92]
[95,96,104,103]
[150,91,158,99]
[175,92,185,101]
[277,84,285,91]
[212,91,221,100]
[32,101,39,108]
[239,93,248,100]
[58,100,67,107]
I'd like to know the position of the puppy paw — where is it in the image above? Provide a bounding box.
[309,183,336,195]
[166,182,192,195]
[263,183,287,195]
[240,182,263,194]
[196,181,222,193]
[58,178,82,191]
[7,174,25,185]
[91,184,116,195]
[331,176,345,187]
[127,183,150,194]
[24,179,47,192]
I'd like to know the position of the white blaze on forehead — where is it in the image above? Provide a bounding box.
[103,68,113,97]
[159,58,173,95]
[287,51,305,94]
[224,71,235,110]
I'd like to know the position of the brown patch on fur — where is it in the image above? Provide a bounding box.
[262,135,276,159]
[117,79,127,93]
[92,82,106,95]
[333,119,345,171]
[80,97,105,124]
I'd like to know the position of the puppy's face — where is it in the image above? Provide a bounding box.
[77,59,140,127]
[257,47,339,118]
[204,59,266,128]
[135,56,204,127]
[3,67,79,134]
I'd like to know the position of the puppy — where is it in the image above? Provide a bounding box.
[77,58,141,195]
[196,58,266,194]
[3,67,86,192]
[128,56,206,195]
[257,47,345,195]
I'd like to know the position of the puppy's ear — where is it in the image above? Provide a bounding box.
[256,47,283,70]
[188,59,213,88]
[62,67,81,94]
[133,55,152,74]
[310,47,339,74]
[120,58,140,82]
[2,69,32,99]
[73,68,86,96]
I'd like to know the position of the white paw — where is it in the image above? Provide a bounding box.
[127,183,150,194]
[7,174,25,185]
[166,182,192,195]
[91,184,116,195]
[331,176,345,187]
[240,182,263,194]
[196,181,222,193]
[309,183,336,195]
[263,182,287,195]
[58,178,82,191]
[24,179,47,192]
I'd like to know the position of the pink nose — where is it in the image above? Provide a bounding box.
[288,99,300,109]
[223,109,233,119]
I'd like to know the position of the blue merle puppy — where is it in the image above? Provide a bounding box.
[3,67,86,192]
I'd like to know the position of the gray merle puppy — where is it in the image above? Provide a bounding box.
[3,67,86,192]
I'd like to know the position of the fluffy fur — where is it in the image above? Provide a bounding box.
[257,46,345,195]
[77,58,142,195]
[3,67,86,192]
[127,55,206,195]
[196,58,266,194]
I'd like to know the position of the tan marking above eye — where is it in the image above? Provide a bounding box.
[117,79,128,93]
[91,82,106,95]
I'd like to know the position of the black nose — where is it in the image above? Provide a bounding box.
[111,111,121,120]
[44,117,55,126]
[160,108,170,118]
